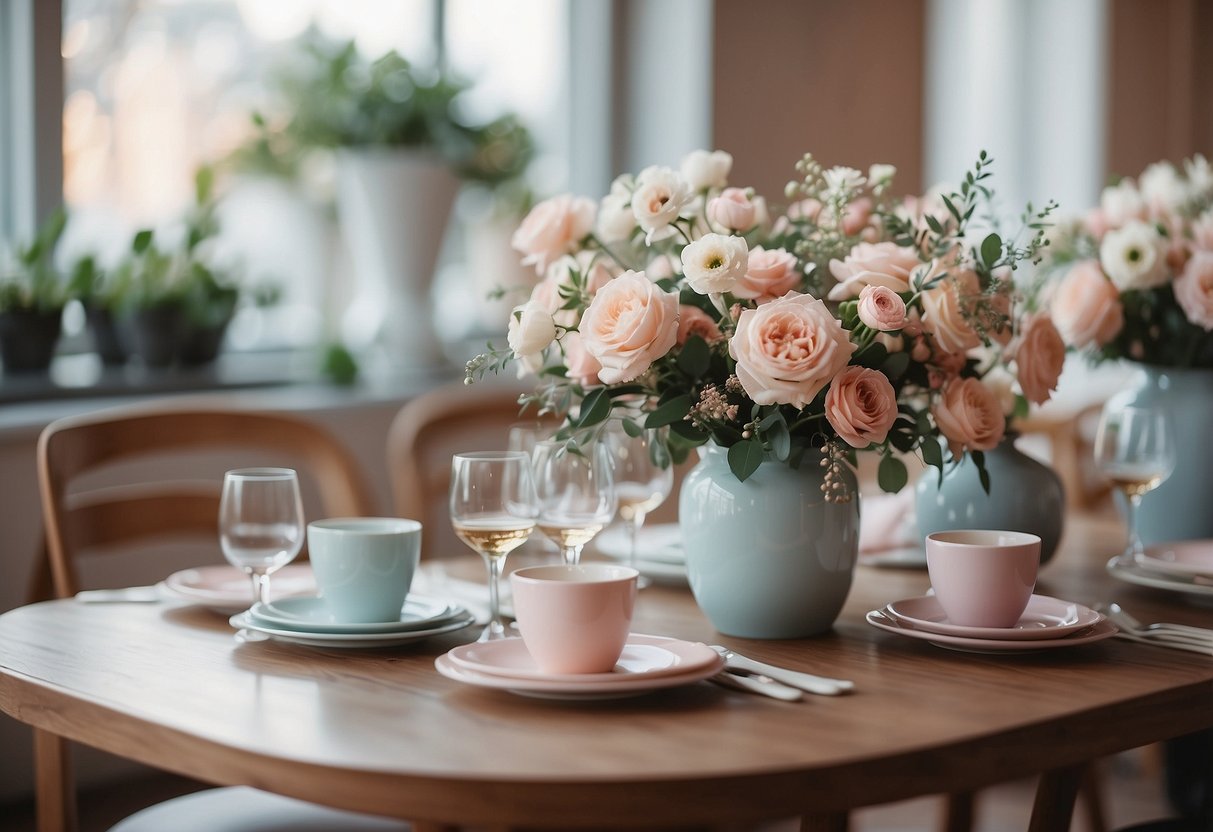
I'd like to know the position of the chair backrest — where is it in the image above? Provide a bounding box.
[37,403,376,598]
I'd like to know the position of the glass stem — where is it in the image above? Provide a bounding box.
[1125,492,1144,558]
[627,513,645,571]
[250,571,269,608]
[483,554,506,639]
[563,545,583,567]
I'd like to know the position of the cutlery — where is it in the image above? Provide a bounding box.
[1113,630,1213,656]
[75,586,163,603]
[1100,602,1213,642]
[711,646,854,695]
[708,671,803,701]
[1097,604,1213,654]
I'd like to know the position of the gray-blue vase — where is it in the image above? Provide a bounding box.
[1106,364,1213,545]
[914,436,1065,565]
[678,445,859,639]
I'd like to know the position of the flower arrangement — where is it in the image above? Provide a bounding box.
[1040,155,1213,367]
[467,149,1062,497]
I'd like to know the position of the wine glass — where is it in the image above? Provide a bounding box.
[532,439,617,566]
[450,451,539,641]
[507,421,553,456]
[219,467,306,642]
[605,424,674,589]
[1094,404,1177,566]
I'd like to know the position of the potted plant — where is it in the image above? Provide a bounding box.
[0,210,69,374]
[108,229,190,368]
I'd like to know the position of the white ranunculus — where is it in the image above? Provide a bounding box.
[1099,220,1169,291]
[679,149,733,191]
[822,166,865,198]
[1140,161,1188,212]
[632,166,693,244]
[1100,180,1146,228]
[597,193,636,243]
[680,233,749,295]
[868,164,896,188]
[507,300,557,361]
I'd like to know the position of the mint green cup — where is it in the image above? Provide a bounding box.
[306,518,422,623]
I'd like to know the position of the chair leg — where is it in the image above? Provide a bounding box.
[34,729,77,832]
[1028,764,1084,832]
[1079,761,1108,832]
[943,791,975,832]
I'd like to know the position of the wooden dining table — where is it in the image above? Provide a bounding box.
[2,514,1212,832]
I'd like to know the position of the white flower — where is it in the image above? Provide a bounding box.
[1140,161,1189,212]
[1099,180,1145,228]
[597,193,636,243]
[680,233,749,295]
[822,166,866,198]
[507,300,557,362]
[679,149,733,191]
[1099,220,1169,290]
[868,164,896,188]
[631,166,693,244]
[1185,154,1213,199]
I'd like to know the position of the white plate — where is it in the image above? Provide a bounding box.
[596,523,684,564]
[164,564,316,614]
[1107,556,1213,599]
[229,611,475,648]
[865,609,1118,654]
[446,634,719,682]
[884,594,1103,641]
[250,595,459,634]
[1134,541,1213,579]
[434,649,724,699]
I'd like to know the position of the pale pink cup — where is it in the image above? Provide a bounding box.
[509,564,639,674]
[925,530,1041,628]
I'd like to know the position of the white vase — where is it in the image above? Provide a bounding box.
[335,148,461,368]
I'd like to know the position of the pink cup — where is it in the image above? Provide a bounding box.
[925,530,1041,628]
[509,564,639,674]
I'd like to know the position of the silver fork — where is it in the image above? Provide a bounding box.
[711,646,854,696]
[1098,603,1213,653]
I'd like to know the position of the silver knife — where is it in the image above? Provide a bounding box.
[712,646,854,695]
[708,671,803,701]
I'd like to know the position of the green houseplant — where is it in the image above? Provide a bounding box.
[0,210,69,373]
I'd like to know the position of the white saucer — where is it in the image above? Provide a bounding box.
[164,564,316,614]
[596,523,684,564]
[884,594,1102,641]
[229,610,474,648]
[434,648,724,700]
[865,609,1118,654]
[250,595,458,634]
[1107,556,1213,600]
[446,634,719,682]
[1134,541,1213,579]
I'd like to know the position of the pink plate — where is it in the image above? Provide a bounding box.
[1135,541,1213,579]
[447,634,718,683]
[163,564,316,613]
[866,609,1118,654]
[885,594,1102,641]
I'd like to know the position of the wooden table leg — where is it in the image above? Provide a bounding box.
[1028,764,1084,832]
[943,791,975,832]
[34,729,77,832]
[800,812,848,832]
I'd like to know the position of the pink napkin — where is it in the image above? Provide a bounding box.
[858,489,918,554]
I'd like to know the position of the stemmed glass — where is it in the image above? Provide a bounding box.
[532,439,617,566]
[219,467,305,642]
[507,421,553,457]
[605,423,674,589]
[1094,404,1177,566]
[450,451,539,641]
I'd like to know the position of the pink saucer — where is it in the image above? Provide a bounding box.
[447,634,718,682]
[885,594,1102,641]
[163,564,316,613]
[866,609,1117,653]
[1135,541,1213,579]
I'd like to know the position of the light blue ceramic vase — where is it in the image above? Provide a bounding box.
[914,436,1065,566]
[1105,364,1213,545]
[678,445,860,639]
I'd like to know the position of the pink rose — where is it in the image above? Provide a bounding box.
[825,366,898,448]
[579,270,679,384]
[1050,260,1124,348]
[827,242,921,300]
[841,197,874,236]
[729,292,857,408]
[512,195,596,273]
[1013,314,1065,405]
[1192,211,1213,251]
[561,330,603,387]
[857,285,907,331]
[932,377,1007,457]
[707,188,757,231]
[734,247,801,301]
[1174,250,1213,331]
[677,305,723,344]
[920,269,981,356]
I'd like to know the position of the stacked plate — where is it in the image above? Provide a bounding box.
[1108,541,1213,600]
[866,594,1117,654]
[435,634,724,699]
[595,523,687,585]
[230,594,475,648]
[161,564,317,614]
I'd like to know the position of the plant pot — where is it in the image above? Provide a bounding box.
[678,444,860,639]
[914,435,1065,566]
[1107,364,1213,545]
[335,147,460,368]
[117,303,187,368]
[0,307,63,373]
[85,305,128,366]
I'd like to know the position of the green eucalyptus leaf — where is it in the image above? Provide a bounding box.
[621,418,644,438]
[645,394,693,428]
[676,335,711,378]
[727,439,765,482]
[132,230,154,255]
[767,418,791,461]
[981,232,1002,267]
[576,387,611,428]
[920,436,944,472]
[877,454,909,493]
[882,351,911,380]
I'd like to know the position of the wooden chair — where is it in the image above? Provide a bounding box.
[33,402,412,832]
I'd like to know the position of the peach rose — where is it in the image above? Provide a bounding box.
[825,366,898,448]
[1174,250,1213,331]
[707,188,757,231]
[1013,314,1065,405]
[734,247,801,301]
[561,330,603,387]
[1050,260,1124,348]
[579,270,679,384]
[841,197,874,236]
[827,242,921,300]
[677,305,723,344]
[857,285,907,331]
[729,292,857,408]
[511,194,596,272]
[932,377,1007,457]
[919,269,982,356]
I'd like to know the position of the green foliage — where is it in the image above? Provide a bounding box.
[0,209,69,313]
[321,342,359,385]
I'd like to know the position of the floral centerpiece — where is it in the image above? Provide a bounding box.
[469,149,1062,498]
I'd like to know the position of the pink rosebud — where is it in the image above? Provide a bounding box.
[841,197,874,236]
[707,187,757,231]
[676,305,723,344]
[856,285,907,331]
